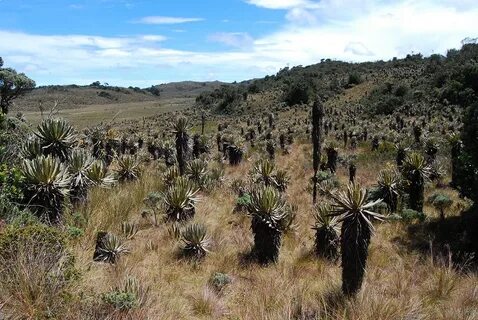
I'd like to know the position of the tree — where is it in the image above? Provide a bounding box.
[0,58,36,114]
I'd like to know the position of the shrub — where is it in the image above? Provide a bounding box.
[428,193,453,220]
[208,272,232,293]
[102,276,149,311]
[347,72,362,86]
[394,84,409,97]
[373,96,403,115]
[283,80,313,106]
[67,225,85,239]
[0,163,24,221]
[400,208,426,222]
[0,223,66,256]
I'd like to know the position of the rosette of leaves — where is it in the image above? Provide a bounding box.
[179,223,211,260]
[21,155,71,223]
[329,183,384,296]
[312,203,340,259]
[34,118,76,162]
[94,233,128,264]
[116,155,141,182]
[247,186,290,264]
[186,158,209,190]
[162,176,200,221]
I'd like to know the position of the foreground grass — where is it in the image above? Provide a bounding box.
[66,144,478,320]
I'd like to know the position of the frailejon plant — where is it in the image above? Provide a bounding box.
[180,223,211,260]
[162,176,200,221]
[34,118,76,162]
[68,149,94,203]
[21,155,71,223]
[247,186,290,264]
[172,116,190,175]
[330,183,384,296]
[116,155,141,182]
[312,98,324,203]
[376,167,401,212]
[402,152,431,212]
[312,203,339,260]
[94,233,129,264]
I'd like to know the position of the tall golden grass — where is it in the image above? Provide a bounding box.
[56,142,478,320]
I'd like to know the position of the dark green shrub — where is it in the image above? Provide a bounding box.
[394,84,409,97]
[373,96,403,115]
[0,163,24,221]
[400,209,426,222]
[347,72,362,86]
[283,81,312,106]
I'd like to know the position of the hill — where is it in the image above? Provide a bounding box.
[14,81,226,112]
[13,81,227,128]
[153,81,227,99]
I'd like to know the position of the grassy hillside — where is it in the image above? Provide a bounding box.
[14,81,225,128]
[14,85,160,111]
[1,44,478,319]
[23,98,194,128]
[154,81,227,99]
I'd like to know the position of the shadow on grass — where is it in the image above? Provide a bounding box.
[394,207,478,268]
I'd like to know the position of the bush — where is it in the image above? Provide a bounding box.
[102,276,149,311]
[347,72,362,86]
[373,96,403,115]
[67,225,85,239]
[395,84,409,97]
[102,291,139,310]
[400,209,426,222]
[283,80,313,106]
[209,272,232,293]
[0,163,24,221]
[0,223,66,256]
[236,193,252,207]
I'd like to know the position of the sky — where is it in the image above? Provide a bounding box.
[0,0,477,87]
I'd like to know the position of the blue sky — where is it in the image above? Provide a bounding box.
[0,0,477,87]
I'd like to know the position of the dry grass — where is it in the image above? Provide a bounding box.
[62,140,478,320]
[23,98,193,128]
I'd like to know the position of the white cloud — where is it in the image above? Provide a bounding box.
[245,0,312,9]
[208,32,254,48]
[141,35,167,42]
[135,16,204,25]
[344,42,374,56]
[2,0,478,86]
